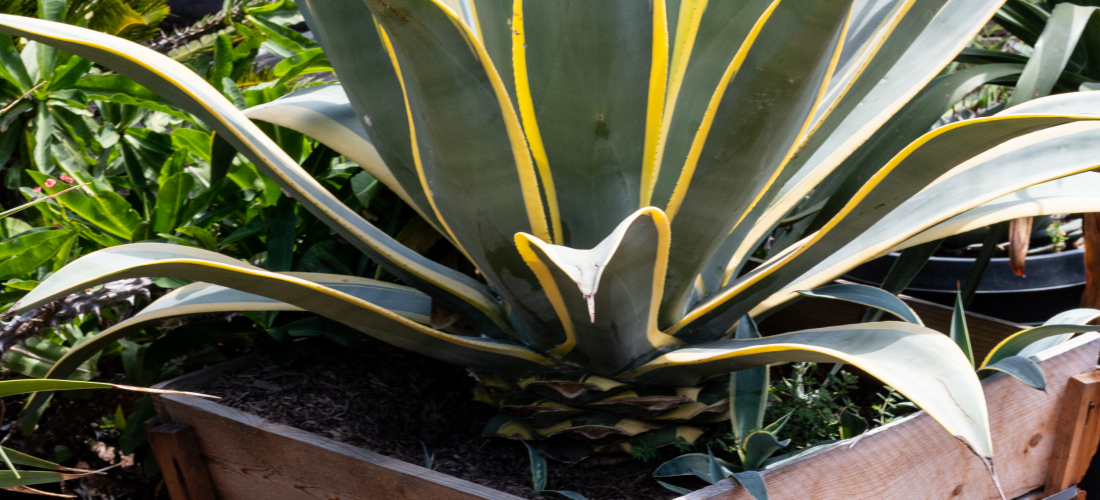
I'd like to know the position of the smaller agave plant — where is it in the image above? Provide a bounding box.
[651,293,1100,496]
[7,0,1100,483]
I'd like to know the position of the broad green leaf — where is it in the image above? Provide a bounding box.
[657,481,694,495]
[363,0,557,336]
[171,128,212,163]
[951,290,973,366]
[653,0,777,208]
[273,47,327,77]
[220,219,275,246]
[659,0,852,325]
[209,34,234,90]
[118,140,151,217]
[515,208,678,371]
[653,453,711,478]
[241,84,431,227]
[795,63,1024,245]
[797,283,922,325]
[1008,4,1099,107]
[222,78,246,110]
[272,51,330,86]
[0,229,74,279]
[0,34,32,90]
[839,408,868,439]
[0,470,92,488]
[995,0,1050,45]
[763,409,793,435]
[21,273,439,417]
[955,47,1030,65]
[740,431,788,471]
[0,378,198,398]
[890,173,1100,253]
[707,446,725,484]
[513,0,665,248]
[686,96,1100,337]
[0,14,512,337]
[523,441,547,492]
[266,201,296,271]
[350,171,380,209]
[12,244,554,376]
[742,0,1008,276]
[4,280,38,291]
[731,470,769,500]
[982,311,1100,368]
[247,13,315,52]
[176,226,217,251]
[30,172,140,240]
[467,0,515,102]
[1016,309,1100,358]
[36,0,65,79]
[74,75,188,118]
[730,315,768,443]
[152,172,193,234]
[297,1,433,233]
[32,102,53,172]
[627,321,993,458]
[47,56,91,91]
[978,355,1047,391]
[0,445,81,471]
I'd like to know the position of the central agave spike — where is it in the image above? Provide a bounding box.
[516,208,681,376]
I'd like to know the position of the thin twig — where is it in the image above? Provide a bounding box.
[0,81,45,116]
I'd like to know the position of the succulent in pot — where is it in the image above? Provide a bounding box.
[9,0,1100,477]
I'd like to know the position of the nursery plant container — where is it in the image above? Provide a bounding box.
[844,249,1086,325]
[145,304,1100,500]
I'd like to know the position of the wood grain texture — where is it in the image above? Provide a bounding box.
[1046,371,1100,495]
[152,390,523,500]
[683,333,1100,500]
[760,282,1023,363]
[146,421,218,500]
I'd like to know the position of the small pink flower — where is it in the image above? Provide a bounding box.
[59,174,74,184]
[31,186,41,193]
[43,179,56,188]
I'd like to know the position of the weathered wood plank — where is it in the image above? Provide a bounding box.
[1046,371,1100,495]
[760,284,1023,363]
[152,388,523,500]
[683,333,1100,500]
[146,421,218,500]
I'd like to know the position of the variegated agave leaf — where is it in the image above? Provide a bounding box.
[9,0,1100,463]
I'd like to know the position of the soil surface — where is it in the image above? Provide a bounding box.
[202,338,687,500]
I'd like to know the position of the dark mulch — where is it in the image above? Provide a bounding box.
[202,338,681,500]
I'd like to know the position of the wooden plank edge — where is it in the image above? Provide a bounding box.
[677,332,1100,500]
[1044,370,1100,495]
[156,380,524,500]
[146,421,218,500]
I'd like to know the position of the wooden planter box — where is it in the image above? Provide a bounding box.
[146,297,1100,500]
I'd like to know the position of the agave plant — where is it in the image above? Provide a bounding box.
[8,0,1100,473]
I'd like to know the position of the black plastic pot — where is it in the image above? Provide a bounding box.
[844,248,1086,325]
